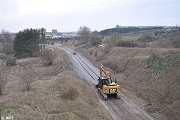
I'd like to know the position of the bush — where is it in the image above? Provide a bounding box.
[147,54,166,75]
[20,70,35,91]
[91,38,102,46]
[41,48,57,66]
[6,57,16,66]
[115,40,139,47]
[90,31,102,46]
[137,35,155,42]
[32,51,41,57]
[61,87,79,101]
[102,44,113,54]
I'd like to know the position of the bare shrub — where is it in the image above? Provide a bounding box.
[61,87,79,101]
[32,51,41,57]
[94,50,97,57]
[170,32,180,48]
[89,31,102,46]
[96,53,104,62]
[102,44,113,54]
[115,40,139,47]
[41,48,57,66]
[20,70,36,91]
[6,56,16,66]
[89,49,93,55]
[137,35,155,42]
[0,70,4,95]
[0,61,7,95]
[0,100,4,119]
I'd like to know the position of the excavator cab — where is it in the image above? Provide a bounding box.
[97,76,109,89]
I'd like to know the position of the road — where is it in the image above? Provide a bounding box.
[50,44,154,120]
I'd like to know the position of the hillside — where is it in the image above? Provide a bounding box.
[77,46,180,120]
[0,50,112,120]
[99,27,162,36]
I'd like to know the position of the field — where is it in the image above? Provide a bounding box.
[121,33,142,41]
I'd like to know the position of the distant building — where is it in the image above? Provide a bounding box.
[52,29,58,34]
[116,25,120,28]
[45,29,62,39]
[45,30,77,39]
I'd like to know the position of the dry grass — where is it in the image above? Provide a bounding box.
[87,46,180,120]
[61,87,79,101]
[0,50,112,120]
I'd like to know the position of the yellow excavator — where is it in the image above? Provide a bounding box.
[96,64,120,99]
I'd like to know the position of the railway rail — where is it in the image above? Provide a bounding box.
[53,45,154,120]
[60,46,99,79]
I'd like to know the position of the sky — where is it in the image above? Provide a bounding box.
[0,0,180,33]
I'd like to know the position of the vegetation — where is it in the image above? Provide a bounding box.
[170,32,180,48]
[89,31,102,46]
[20,70,35,91]
[14,28,45,58]
[61,87,79,101]
[0,61,7,96]
[137,35,155,42]
[6,57,16,66]
[100,27,162,36]
[121,34,142,41]
[77,25,91,44]
[41,48,57,66]
[115,40,139,47]
[104,32,122,45]
[88,46,180,120]
[147,54,166,75]
[0,29,13,55]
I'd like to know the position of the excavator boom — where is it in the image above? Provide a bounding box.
[100,64,111,84]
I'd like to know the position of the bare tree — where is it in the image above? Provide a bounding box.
[21,70,36,91]
[0,71,3,95]
[41,48,57,66]
[0,30,13,55]
[0,61,7,96]
[170,32,180,48]
[0,100,4,120]
[89,31,102,46]
[77,25,91,44]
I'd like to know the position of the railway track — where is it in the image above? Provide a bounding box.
[60,46,100,80]
[53,45,154,120]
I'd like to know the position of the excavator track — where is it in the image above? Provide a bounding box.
[98,88,108,100]
[116,92,121,99]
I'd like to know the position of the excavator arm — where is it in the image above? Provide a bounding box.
[100,64,111,84]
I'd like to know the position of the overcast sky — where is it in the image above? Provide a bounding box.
[0,0,179,32]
